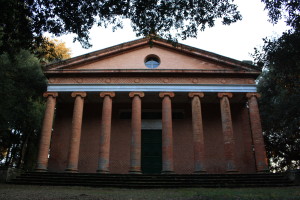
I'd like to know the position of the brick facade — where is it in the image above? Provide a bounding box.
[41,38,267,174]
[47,101,257,174]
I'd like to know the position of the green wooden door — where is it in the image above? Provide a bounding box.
[141,130,162,174]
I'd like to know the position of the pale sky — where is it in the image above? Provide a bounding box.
[54,0,289,61]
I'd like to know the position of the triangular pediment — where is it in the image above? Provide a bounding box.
[45,38,260,73]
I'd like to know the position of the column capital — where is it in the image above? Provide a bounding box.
[159,92,175,98]
[100,92,115,98]
[188,92,204,98]
[43,92,58,98]
[129,92,145,98]
[71,92,87,98]
[218,92,233,99]
[246,92,261,99]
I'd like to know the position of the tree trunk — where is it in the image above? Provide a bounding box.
[17,130,31,169]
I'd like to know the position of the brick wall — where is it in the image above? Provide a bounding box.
[48,101,256,174]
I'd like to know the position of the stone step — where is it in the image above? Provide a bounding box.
[11,180,296,188]
[12,180,293,186]
[19,173,287,179]
[13,176,290,182]
[17,175,287,179]
[22,172,285,176]
[10,172,296,188]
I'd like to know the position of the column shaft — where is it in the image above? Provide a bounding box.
[65,92,86,172]
[97,92,115,173]
[129,92,144,174]
[159,92,175,174]
[247,93,269,172]
[36,92,58,171]
[189,93,206,173]
[218,93,238,172]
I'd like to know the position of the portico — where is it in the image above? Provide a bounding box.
[36,38,269,174]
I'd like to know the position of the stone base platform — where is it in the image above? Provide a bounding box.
[9,172,298,188]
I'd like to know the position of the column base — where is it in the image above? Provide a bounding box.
[226,170,239,174]
[256,169,270,173]
[35,163,48,172]
[225,161,238,173]
[161,171,175,174]
[193,170,207,174]
[65,168,78,173]
[35,168,48,172]
[129,170,142,174]
[97,169,110,174]
[256,162,269,173]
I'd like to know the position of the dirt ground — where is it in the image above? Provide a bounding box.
[0,184,300,200]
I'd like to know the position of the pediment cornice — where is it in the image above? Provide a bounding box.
[44,37,261,76]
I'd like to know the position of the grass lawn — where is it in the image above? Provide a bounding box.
[0,184,299,200]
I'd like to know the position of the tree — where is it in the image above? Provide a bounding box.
[0,38,71,170]
[0,50,46,169]
[255,0,300,171]
[37,38,71,63]
[0,0,242,54]
[253,31,300,171]
[261,0,300,30]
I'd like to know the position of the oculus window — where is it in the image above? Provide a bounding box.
[145,55,160,69]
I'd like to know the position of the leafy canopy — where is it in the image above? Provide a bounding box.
[36,38,71,63]
[254,30,300,171]
[256,0,300,171]
[261,0,300,29]
[0,50,46,168]
[0,0,242,54]
[0,38,70,169]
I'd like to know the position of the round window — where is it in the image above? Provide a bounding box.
[145,55,160,69]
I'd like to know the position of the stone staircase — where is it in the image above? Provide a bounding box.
[9,172,297,188]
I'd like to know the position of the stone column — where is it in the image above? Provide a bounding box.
[97,92,115,173]
[159,92,175,174]
[218,93,238,172]
[246,93,269,172]
[129,92,144,174]
[35,92,58,171]
[65,92,86,172]
[188,92,206,173]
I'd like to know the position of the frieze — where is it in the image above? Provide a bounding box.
[48,77,255,85]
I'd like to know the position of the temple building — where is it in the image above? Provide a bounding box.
[35,38,269,174]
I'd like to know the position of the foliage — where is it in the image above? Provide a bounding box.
[0,0,242,54]
[0,50,46,169]
[36,38,71,63]
[261,0,300,29]
[253,30,300,171]
[255,0,300,171]
[0,35,70,169]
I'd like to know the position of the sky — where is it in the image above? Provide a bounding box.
[54,0,289,61]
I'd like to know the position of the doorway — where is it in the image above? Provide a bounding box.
[141,130,162,174]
